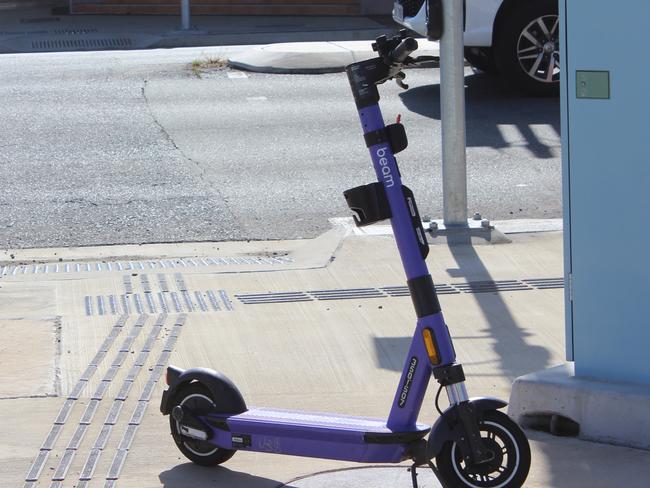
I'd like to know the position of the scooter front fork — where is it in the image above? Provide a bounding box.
[445,381,469,405]
[435,364,494,466]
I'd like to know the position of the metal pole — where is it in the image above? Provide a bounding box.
[181,0,191,31]
[440,0,468,226]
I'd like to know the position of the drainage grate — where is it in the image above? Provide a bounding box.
[237,278,564,305]
[20,17,61,24]
[31,38,133,50]
[53,28,99,35]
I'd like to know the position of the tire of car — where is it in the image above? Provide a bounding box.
[464,46,498,75]
[494,0,560,96]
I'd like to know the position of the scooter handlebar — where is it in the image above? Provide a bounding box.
[388,37,418,64]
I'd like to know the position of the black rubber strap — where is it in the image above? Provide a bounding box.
[407,275,441,318]
[364,128,388,148]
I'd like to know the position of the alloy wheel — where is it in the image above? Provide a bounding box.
[516,15,560,84]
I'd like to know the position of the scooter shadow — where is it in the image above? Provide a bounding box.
[159,463,293,488]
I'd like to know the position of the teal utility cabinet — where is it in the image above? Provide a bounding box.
[562,0,650,384]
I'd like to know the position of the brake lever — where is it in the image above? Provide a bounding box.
[410,55,439,67]
[395,71,409,90]
[393,55,440,89]
[411,55,438,63]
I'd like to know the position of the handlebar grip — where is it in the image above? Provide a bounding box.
[388,37,418,64]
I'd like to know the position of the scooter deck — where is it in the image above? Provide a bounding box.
[204,407,431,463]
[228,407,431,433]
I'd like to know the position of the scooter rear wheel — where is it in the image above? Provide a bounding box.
[169,383,236,466]
[436,410,530,487]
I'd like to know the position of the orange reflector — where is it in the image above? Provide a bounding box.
[422,328,441,365]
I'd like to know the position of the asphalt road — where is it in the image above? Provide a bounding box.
[0,48,561,249]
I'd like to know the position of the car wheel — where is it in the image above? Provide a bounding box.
[464,47,498,75]
[494,0,560,96]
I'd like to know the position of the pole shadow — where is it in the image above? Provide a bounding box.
[526,430,650,488]
[373,336,412,371]
[446,236,552,380]
[399,71,560,159]
[372,237,552,380]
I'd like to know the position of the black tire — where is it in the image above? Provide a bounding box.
[494,0,560,96]
[436,410,531,488]
[169,383,236,466]
[464,47,498,75]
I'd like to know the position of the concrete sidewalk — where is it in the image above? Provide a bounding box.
[0,7,439,74]
[0,7,400,55]
[1,222,649,487]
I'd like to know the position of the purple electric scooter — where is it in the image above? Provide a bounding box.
[160,32,531,488]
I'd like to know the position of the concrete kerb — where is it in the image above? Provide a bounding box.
[227,39,441,74]
[329,217,563,238]
[509,363,650,451]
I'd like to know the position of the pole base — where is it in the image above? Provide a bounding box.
[425,218,510,245]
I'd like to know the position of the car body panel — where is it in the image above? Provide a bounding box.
[393,0,505,46]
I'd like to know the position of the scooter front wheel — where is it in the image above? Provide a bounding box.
[169,383,236,466]
[436,410,530,488]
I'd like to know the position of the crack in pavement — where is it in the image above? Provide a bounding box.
[141,79,207,179]
[140,78,245,236]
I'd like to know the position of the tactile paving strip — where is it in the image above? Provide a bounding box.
[236,278,564,305]
[82,272,235,316]
[23,314,187,487]
[85,290,234,316]
[0,255,293,278]
[24,314,128,486]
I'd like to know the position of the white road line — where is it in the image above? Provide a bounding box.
[227,70,248,79]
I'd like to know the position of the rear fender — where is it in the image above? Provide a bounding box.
[160,366,247,415]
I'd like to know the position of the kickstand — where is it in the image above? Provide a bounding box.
[408,463,419,488]
[408,461,450,488]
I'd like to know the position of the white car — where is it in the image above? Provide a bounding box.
[393,0,559,96]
